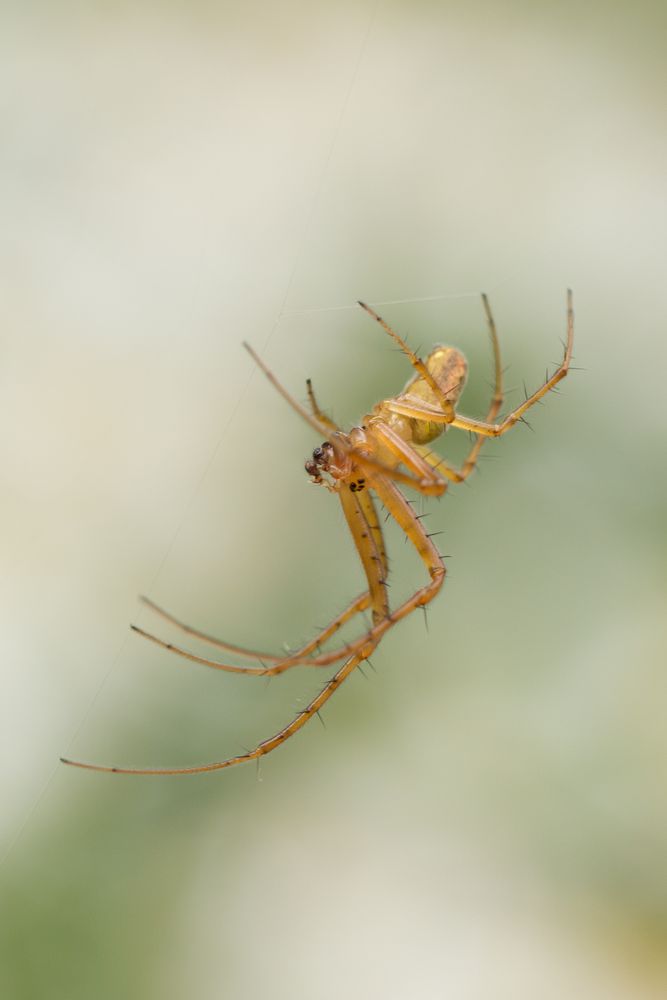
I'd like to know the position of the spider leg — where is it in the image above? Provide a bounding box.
[60,641,378,775]
[338,451,444,494]
[306,378,339,432]
[246,318,493,498]
[130,484,390,676]
[355,423,448,496]
[344,419,477,497]
[413,445,477,485]
[343,292,505,493]
[245,341,396,489]
[60,474,445,776]
[356,487,388,579]
[357,301,455,420]
[339,483,389,623]
[340,429,456,496]
[361,291,570,445]
[450,289,573,437]
[130,622,379,676]
[138,591,372,662]
[372,297,567,438]
[243,342,331,437]
[317,427,482,497]
[246,325,462,499]
[415,301,505,482]
[369,475,446,610]
[132,594,383,676]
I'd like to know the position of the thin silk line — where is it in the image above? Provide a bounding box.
[280,290,481,316]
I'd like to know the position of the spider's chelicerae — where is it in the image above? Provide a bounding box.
[61,292,574,775]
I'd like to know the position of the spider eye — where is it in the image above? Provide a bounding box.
[312,442,333,465]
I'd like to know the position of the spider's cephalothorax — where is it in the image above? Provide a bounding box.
[304,440,334,484]
[305,435,356,490]
[60,293,574,776]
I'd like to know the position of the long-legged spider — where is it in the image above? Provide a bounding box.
[61,291,574,775]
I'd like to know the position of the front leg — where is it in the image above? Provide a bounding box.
[451,289,574,438]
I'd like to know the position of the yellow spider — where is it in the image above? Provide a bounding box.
[61,292,573,775]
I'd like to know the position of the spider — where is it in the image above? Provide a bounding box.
[61,291,574,775]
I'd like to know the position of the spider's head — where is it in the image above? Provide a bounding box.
[305,441,334,484]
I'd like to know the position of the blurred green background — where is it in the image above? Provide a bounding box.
[2,1,666,997]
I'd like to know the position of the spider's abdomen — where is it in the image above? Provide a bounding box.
[405,345,468,406]
[406,345,468,443]
[409,416,445,445]
[370,345,468,447]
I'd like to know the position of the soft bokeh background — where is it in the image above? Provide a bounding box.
[2,1,666,997]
